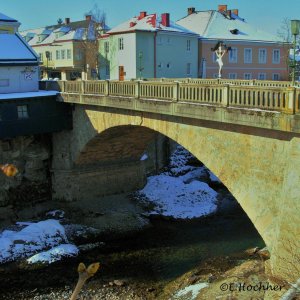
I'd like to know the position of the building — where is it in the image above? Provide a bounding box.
[0,13,39,93]
[21,16,109,80]
[177,5,289,80]
[0,12,71,138]
[99,11,199,80]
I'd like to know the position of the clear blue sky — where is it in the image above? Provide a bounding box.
[2,0,300,34]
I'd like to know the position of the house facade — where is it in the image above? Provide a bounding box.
[21,16,108,80]
[0,13,39,93]
[177,5,289,80]
[99,11,198,80]
[0,12,71,138]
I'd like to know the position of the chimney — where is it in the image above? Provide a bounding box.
[149,14,156,28]
[188,7,195,15]
[161,13,170,27]
[218,5,228,12]
[138,11,147,20]
[227,9,232,19]
[130,21,136,28]
[232,9,239,16]
[65,17,70,24]
[85,14,92,22]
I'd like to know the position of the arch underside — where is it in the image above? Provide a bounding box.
[65,106,300,280]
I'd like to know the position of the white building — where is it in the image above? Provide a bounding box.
[99,11,198,80]
[0,12,39,93]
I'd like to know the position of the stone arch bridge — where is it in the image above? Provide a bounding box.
[47,79,300,281]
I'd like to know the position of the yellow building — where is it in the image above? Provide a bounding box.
[21,16,108,80]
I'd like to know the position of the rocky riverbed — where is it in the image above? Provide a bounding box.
[1,145,285,299]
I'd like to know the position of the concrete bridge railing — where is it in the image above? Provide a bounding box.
[55,80,300,114]
[146,78,300,88]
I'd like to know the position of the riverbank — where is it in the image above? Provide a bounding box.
[0,193,267,299]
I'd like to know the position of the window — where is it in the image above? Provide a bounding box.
[118,38,124,50]
[229,48,237,63]
[166,62,171,69]
[104,41,109,53]
[244,73,252,80]
[228,73,237,79]
[39,53,43,62]
[244,48,252,63]
[272,73,280,80]
[105,64,110,76]
[56,50,60,60]
[17,105,29,119]
[187,40,191,51]
[0,79,9,87]
[47,51,52,61]
[186,63,191,75]
[258,49,267,64]
[258,73,266,80]
[158,62,163,69]
[61,50,66,60]
[75,49,83,60]
[272,49,280,64]
[67,49,72,59]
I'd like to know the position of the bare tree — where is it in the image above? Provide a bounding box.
[81,4,107,80]
[277,18,300,81]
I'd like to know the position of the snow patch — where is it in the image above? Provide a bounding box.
[174,282,209,300]
[27,244,78,264]
[208,171,221,183]
[138,174,218,219]
[140,153,148,161]
[0,220,71,264]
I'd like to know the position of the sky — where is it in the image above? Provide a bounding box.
[1,0,300,35]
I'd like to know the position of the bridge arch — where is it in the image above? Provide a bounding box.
[52,105,300,281]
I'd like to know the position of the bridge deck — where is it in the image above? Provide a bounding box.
[42,79,300,134]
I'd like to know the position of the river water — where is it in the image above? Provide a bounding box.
[94,191,265,284]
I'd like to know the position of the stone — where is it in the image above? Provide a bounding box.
[113,279,126,286]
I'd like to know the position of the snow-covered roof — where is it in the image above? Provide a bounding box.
[0,33,38,64]
[108,13,198,36]
[0,90,58,100]
[20,19,108,46]
[177,10,281,43]
[0,12,17,22]
[54,26,70,33]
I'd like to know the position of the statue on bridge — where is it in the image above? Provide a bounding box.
[212,41,231,79]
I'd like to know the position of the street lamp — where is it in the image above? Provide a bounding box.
[45,51,50,80]
[291,20,300,85]
[138,51,144,79]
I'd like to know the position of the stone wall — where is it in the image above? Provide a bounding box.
[0,135,51,226]
[52,160,147,201]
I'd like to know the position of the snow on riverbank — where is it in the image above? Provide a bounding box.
[27,244,78,264]
[139,173,218,219]
[137,145,219,219]
[0,219,78,264]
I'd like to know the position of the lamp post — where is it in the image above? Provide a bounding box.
[291,20,300,85]
[138,51,144,79]
[45,51,50,80]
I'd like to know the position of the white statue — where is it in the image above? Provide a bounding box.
[215,45,227,78]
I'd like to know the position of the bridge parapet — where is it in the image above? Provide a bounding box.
[54,80,300,114]
[146,78,300,88]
